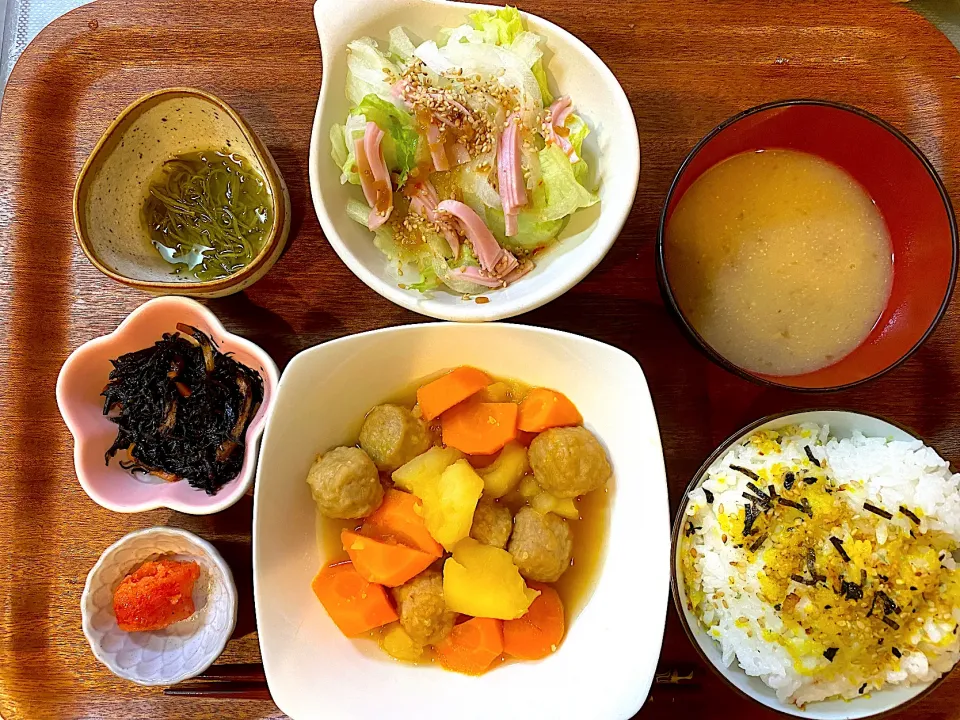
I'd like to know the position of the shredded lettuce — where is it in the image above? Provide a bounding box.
[350,95,419,185]
[388,27,417,64]
[331,114,369,185]
[537,144,599,222]
[346,38,399,107]
[468,6,524,44]
[468,6,552,104]
[485,207,565,252]
[566,114,591,185]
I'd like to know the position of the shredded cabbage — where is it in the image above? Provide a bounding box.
[469,6,553,103]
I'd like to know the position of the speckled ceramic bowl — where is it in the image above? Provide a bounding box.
[74,87,291,298]
[81,526,237,686]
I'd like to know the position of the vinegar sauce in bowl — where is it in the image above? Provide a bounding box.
[663,149,893,377]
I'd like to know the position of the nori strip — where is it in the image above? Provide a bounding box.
[858,683,867,695]
[703,488,714,504]
[742,502,761,537]
[899,506,921,525]
[791,574,818,587]
[842,579,864,601]
[730,464,760,481]
[778,497,807,513]
[749,532,768,553]
[102,326,264,495]
[876,590,900,615]
[881,616,900,630]
[892,647,902,658]
[803,474,818,484]
[783,472,796,490]
[804,446,821,467]
[746,482,770,502]
[823,647,839,662]
[863,502,893,520]
[830,537,851,562]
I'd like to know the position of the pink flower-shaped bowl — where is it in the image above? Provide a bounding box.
[56,296,279,514]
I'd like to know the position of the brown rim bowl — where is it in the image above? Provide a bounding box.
[74,87,290,298]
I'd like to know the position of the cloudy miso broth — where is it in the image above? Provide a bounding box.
[664,149,893,376]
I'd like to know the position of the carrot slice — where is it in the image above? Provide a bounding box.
[417,367,491,421]
[311,562,398,637]
[517,388,583,433]
[363,489,444,557]
[502,582,565,660]
[341,530,436,587]
[435,617,504,675]
[441,402,518,455]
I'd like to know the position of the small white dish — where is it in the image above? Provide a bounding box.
[253,322,670,720]
[81,526,238,686]
[672,410,955,719]
[56,295,279,515]
[308,0,640,321]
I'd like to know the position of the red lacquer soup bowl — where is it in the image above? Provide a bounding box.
[656,99,958,391]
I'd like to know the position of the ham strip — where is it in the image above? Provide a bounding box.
[545,96,579,162]
[437,200,518,276]
[451,266,505,288]
[363,122,393,229]
[426,118,449,171]
[408,180,460,257]
[497,115,527,237]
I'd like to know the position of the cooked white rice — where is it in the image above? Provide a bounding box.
[680,423,960,706]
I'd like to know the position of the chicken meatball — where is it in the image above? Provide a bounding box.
[306,446,383,519]
[528,426,611,498]
[469,499,513,549]
[359,404,432,473]
[392,570,455,645]
[507,507,573,582]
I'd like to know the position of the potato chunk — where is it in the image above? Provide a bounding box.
[423,460,484,550]
[392,446,463,495]
[380,623,424,663]
[477,441,529,498]
[443,538,539,620]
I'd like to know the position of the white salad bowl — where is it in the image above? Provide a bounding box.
[81,526,238,686]
[253,323,669,720]
[308,0,640,321]
[672,410,956,720]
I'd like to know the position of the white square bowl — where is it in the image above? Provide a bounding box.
[308,0,640,321]
[253,323,669,720]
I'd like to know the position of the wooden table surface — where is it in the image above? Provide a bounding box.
[3,0,960,717]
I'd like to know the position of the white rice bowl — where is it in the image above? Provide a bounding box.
[675,411,960,717]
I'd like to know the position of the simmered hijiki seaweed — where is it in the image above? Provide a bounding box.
[102,324,263,495]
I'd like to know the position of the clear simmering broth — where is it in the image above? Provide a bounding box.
[664,149,893,376]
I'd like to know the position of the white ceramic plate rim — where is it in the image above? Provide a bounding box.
[55,295,280,514]
[672,409,953,719]
[307,0,640,322]
[80,526,239,686]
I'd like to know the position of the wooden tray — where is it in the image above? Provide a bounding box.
[2,0,960,717]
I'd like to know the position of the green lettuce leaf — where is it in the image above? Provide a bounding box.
[537,144,599,222]
[350,95,420,185]
[331,114,368,185]
[468,6,524,45]
[485,206,565,252]
[566,113,590,185]
[532,60,553,105]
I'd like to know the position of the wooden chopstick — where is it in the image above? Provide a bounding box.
[190,663,266,682]
[165,664,270,699]
[164,680,271,700]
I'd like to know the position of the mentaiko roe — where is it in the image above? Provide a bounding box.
[113,558,202,632]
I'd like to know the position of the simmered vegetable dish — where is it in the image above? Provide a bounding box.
[306,367,611,674]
